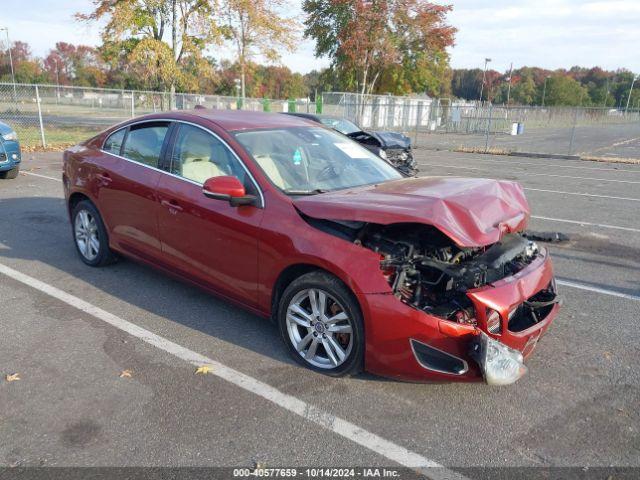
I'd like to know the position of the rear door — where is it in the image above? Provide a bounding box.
[156,122,264,306]
[97,121,170,261]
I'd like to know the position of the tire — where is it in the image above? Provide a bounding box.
[0,166,19,179]
[277,271,364,377]
[71,200,117,267]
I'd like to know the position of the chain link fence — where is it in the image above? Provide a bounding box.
[321,92,640,160]
[3,82,640,160]
[0,83,316,149]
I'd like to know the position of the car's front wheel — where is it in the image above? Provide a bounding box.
[71,200,117,267]
[278,271,364,377]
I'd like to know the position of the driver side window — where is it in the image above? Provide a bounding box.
[170,124,247,186]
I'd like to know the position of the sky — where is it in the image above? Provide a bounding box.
[1,0,639,74]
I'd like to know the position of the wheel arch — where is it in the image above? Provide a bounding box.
[270,263,365,325]
[68,191,92,216]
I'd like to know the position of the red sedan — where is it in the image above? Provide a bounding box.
[63,110,561,385]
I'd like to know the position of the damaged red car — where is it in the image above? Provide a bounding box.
[63,110,561,385]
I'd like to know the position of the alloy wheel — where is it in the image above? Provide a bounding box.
[74,209,100,261]
[285,288,354,369]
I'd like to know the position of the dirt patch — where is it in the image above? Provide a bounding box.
[580,155,640,165]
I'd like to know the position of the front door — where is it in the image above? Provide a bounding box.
[157,123,264,307]
[97,121,170,260]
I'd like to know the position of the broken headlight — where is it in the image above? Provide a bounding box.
[470,331,527,385]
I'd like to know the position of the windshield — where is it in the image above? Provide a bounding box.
[234,127,401,194]
[318,117,361,135]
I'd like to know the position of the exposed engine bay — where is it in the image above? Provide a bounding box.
[302,218,541,322]
[358,223,540,320]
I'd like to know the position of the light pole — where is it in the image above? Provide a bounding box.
[625,74,639,112]
[541,76,551,107]
[0,27,17,99]
[505,62,513,106]
[479,58,491,103]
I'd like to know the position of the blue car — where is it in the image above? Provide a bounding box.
[0,121,21,179]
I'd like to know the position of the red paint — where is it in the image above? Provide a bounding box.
[203,175,246,198]
[63,110,560,382]
[293,176,530,247]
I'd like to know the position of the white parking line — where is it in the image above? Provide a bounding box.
[557,279,640,302]
[22,171,62,182]
[0,261,465,480]
[418,156,640,174]
[531,215,640,233]
[418,162,640,184]
[524,187,640,202]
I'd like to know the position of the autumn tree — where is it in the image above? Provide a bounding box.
[221,0,298,103]
[77,0,220,93]
[304,0,455,96]
[43,42,106,87]
[0,41,47,84]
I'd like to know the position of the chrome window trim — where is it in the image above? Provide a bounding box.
[409,338,469,376]
[100,118,265,208]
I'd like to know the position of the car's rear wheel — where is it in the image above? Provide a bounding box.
[0,166,19,179]
[277,271,364,376]
[71,200,117,267]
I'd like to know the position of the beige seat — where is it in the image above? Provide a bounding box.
[179,130,224,183]
[241,134,288,189]
[254,154,288,189]
[182,160,223,184]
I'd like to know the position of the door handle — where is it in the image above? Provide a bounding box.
[161,199,183,212]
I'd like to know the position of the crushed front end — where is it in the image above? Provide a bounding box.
[356,224,561,384]
[384,148,417,176]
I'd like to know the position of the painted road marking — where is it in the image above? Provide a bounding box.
[23,171,62,182]
[524,187,640,202]
[531,215,640,233]
[0,262,466,480]
[557,279,640,302]
[418,156,640,174]
[418,162,640,185]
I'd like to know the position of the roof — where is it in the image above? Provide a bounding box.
[178,109,318,131]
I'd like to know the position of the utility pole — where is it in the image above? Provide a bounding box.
[603,77,610,108]
[625,74,639,112]
[541,76,550,107]
[479,58,491,104]
[506,62,513,106]
[0,27,17,99]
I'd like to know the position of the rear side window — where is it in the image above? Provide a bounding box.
[122,123,169,168]
[103,128,125,155]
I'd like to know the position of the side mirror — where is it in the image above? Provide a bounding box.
[202,176,256,207]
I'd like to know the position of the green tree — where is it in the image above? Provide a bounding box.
[78,0,220,92]
[544,75,589,106]
[221,0,298,102]
[304,0,455,96]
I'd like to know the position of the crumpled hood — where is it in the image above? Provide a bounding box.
[293,176,530,247]
[369,131,412,149]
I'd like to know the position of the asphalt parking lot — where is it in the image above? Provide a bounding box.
[1,149,639,475]
[417,122,640,159]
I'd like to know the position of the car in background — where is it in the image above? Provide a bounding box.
[63,109,560,385]
[0,121,21,179]
[283,112,418,176]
